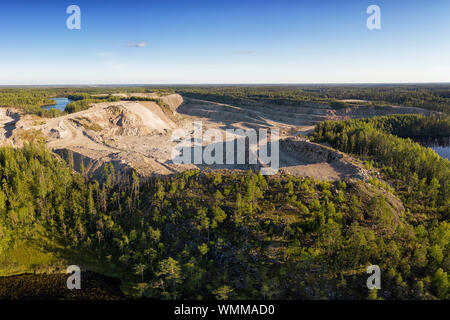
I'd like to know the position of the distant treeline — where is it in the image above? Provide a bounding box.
[0,85,450,116]
[1,85,449,116]
[64,94,172,114]
[315,114,450,138]
[0,87,175,117]
[176,85,450,113]
[177,86,332,107]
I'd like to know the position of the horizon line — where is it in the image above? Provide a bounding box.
[1,82,450,87]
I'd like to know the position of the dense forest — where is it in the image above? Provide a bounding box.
[354,114,450,137]
[312,114,450,139]
[0,140,448,299]
[311,115,450,217]
[0,89,60,117]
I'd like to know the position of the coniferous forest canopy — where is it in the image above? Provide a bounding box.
[1,84,450,115]
[0,85,449,300]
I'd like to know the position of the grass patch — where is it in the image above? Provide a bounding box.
[0,241,66,276]
[16,128,46,143]
[158,100,173,115]
[32,120,46,126]
[72,118,103,132]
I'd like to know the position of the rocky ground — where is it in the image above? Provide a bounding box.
[0,93,432,181]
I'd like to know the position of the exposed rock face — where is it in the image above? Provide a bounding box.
[281,137,343,163]
[103,105,155,136]
[48,121,69,139]
[48,128,62,139]
[179,97,433,127]
[53,148,135,181]
[280,136,370,180]
[0,108,21,143]
[108,105,138,126]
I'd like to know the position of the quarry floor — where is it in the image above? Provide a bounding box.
[0,93,432,181]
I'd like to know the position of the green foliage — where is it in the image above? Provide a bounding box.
[177,85,450,113]
[311,114,450,219]
[0,103,449,301]
[212,285,234,300]
[0,89,56,115]
[0,87,175,116]
[0,143,448,299]
[65,99,102,113]
[330,100,350,109]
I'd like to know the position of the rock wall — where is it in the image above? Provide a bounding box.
[280,137,343,164]
[52,148,136,181]
[280,137,370,180]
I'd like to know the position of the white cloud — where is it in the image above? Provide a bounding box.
[232,51,255,55]
[126,42,147,48]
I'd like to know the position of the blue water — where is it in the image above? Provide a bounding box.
[412,136,450,160]
[432,145,450,160]
[43,97,71,111]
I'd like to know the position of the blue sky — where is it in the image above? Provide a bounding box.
[0,0,449,84]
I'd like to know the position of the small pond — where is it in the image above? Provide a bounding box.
[43,97,72,112]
